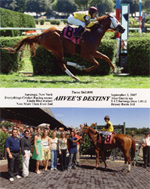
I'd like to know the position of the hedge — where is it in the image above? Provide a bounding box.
[0,8,35,37]
[127,36,150,75]
[0,132,9,159]
[0,36,24,74]
[31,39,117,76]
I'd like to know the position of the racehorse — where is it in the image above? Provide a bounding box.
[3,14,125,81]
[80,124,136,173]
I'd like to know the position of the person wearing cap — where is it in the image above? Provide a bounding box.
[102,116,114,133]
[140,132,150,168]
[67,6,98,38]
[100,116,114,150]
[20,130,32,177]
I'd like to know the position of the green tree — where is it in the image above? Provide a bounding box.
[97,0,114,16]
[52,0,77,14]
[144,0,150,14]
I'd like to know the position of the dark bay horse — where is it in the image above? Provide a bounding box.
[80,124,135,173]
[3,14,125,81]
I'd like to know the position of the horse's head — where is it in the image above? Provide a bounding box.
[107,13,125,34]
[79,123,89,136]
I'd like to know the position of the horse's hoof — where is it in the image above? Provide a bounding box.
[93,168,97,171]
[74,77,80,81]
[126,171,130,175]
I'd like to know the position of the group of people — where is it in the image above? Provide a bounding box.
[2,114,150,182]
[4,125,82,182]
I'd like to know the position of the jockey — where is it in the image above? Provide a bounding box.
[67,6,98,38]
[101,115,114,134]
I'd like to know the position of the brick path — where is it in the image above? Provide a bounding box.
[0,159,150,189]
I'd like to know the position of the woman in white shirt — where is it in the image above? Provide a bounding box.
[141,132,150,168]
[58,132,68,171]
[50,131,58,170]
[41,129,51,171]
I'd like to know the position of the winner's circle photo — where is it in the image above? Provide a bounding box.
[0,107,150,189]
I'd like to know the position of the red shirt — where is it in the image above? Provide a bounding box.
[75,134,80,145]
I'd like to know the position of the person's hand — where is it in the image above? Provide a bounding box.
[30,153,32,157]
[23,155,26,158]
[36,151,39,155]
[59,151,62,155]
[9,153,13,159]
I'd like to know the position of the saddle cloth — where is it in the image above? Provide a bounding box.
[62,25,81,45]
[98,132,113,144]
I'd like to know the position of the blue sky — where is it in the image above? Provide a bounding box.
[51,108,150,129]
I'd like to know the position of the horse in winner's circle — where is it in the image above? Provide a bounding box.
[3,14,125,81]
[80,124,136,173]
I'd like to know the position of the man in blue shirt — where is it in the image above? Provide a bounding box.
[5,128,21,182]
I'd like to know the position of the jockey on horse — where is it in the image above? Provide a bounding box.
[102,115,114,134]
[67,6,98,38]
[100,116,114,150]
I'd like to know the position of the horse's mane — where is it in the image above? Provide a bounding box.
[89,15,108,31]
[96,15,107,23]
[89,126,98,134]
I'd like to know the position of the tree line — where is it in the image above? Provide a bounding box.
[126,127,150,135]
[1,0,150,18]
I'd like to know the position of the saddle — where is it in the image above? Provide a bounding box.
[62,25,81,45]
[98,132,113,144]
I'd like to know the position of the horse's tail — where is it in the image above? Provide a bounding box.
[130,138,136,161]
[2,34,41,56]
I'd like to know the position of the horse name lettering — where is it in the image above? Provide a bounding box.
[83,96,110,101]
[54,96,76,101]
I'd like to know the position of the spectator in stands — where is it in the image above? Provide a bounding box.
[140,131,150,168]
[41,129,51,171]
[5,128,21,182]
[58,131,68,171]
[68,131,82,169]
[50,131,58,171]
[20,130,32,177]
[32,127,42,174]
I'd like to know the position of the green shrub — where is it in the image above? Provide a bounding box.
[80,134,94,155]
[31,39,116,76]
[0,132,9,158]
[127,37,150,75]
[40,20,45,25]
[0,36,24,74]
[63,19,68,24]
[50,19,60,25]
[0,8,35,37]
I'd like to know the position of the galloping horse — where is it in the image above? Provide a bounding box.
[3,14,125,81]
[80,124,135,173]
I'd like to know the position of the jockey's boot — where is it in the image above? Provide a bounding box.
[73,26,84,38]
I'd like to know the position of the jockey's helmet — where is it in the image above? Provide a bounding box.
[89,6,98,15]
[104,115,110,120]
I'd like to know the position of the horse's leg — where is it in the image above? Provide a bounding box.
[123,149,131,173]
[95,149,99,170]
[100,151,107,169]
[41,32,80,81]
[52,51,80,81]
[66,61,86,71]
[92,51,115,73]
[80,54,99,72]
